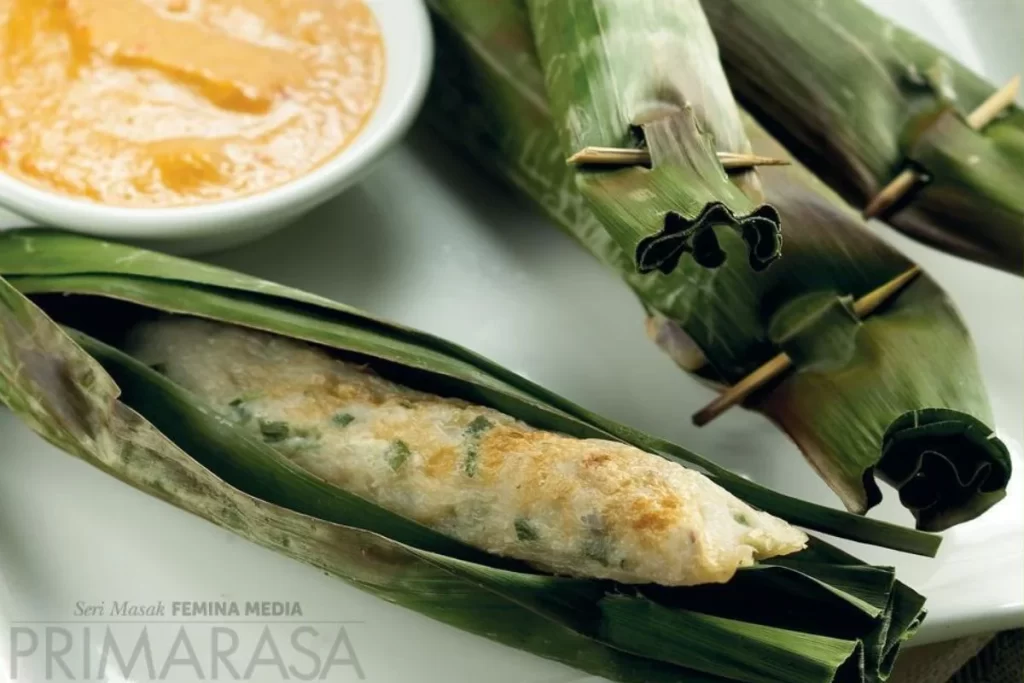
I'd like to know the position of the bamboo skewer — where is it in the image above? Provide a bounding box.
[567,147,790,170]
[863,76,1020,219]
[692,266,922,426]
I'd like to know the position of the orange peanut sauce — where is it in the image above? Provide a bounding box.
[0,0,385,206]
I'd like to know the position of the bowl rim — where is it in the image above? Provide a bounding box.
[0,0,434,241]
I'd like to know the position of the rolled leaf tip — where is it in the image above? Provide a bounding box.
[879,408,1012,531]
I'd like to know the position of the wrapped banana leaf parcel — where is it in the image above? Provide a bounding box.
[701,0,1024,275]
[523,0,782,275]
[423,0,1011,531]
[0,230,935,683]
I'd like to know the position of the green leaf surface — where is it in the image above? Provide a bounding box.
[525,0,781,274]
[422,0,1008,530]
[702,0,1024,274]
[0,234,939,555]
[0,274,924,683]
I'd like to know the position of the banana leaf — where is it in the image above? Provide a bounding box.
[701,0,1024,275]
[524,0,781,274]
[0,230,929,683]
[422,0,1011,530]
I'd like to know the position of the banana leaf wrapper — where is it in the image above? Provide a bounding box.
[524,0,781,274]
[702,0,1024,275]
[0,230,929,683]
[423,0,1011,530]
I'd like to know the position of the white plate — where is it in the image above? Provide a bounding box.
[1,0,1021,681]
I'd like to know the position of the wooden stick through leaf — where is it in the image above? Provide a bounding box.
[692,266,922,426]
[567,147,789,170]
[863,76,1020,219]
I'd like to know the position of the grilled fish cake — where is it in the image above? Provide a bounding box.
[129,317,807,585]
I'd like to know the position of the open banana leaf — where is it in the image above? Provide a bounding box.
[423,0,1011,531]
[524,0,781,274]
[0,230,929,683]
[702,0,1024,275]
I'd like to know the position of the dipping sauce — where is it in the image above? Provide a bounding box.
[0,0,385,207]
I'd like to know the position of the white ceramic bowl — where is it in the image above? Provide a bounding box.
[0,0,433,255]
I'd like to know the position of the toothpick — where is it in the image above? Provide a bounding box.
[852,265,921,317]
[692,352,792,427]
[567,146,649,166]
[692,266,922,426]
[863,76,1020,219]
[717,153,791,170]
[566,147,789,170]
[966,75,1020,128]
